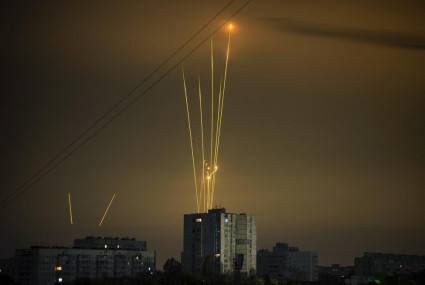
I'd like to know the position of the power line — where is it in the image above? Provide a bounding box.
[0,0,236,210]
[0,0,253,211]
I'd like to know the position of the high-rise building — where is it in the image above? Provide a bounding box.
[257,242,318,282]
[13,237,155,285]
[182,208,256,276]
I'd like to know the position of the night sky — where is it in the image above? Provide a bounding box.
[1,0,425,268]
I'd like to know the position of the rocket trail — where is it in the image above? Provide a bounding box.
[198,75,206,212]
[182,68,200,213]
[99,194,116,227]
[211,28,231,208]
[216,29,231,162]
[210,35,214,210]
[211,76,223,209]
[182,24,234,212]
[68,193,73,225]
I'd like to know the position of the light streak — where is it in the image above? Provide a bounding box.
[211,28,231,209]
[99,194,116,227]
[182,68,200,213]
[210,35,214,211]
[182,25,233,212]
[198,75,206,212]
[211,77,223,209]
[217,28,231,160]
[68,193,73,225]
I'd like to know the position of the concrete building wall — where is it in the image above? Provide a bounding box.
[182,208,256,276]
[13,239,155,285]
[0,258,15,279]
[287,251,318,281]
[235,214,256,275]
[74,237,147,251]
[354,252,425,282]
[257,242,318,282]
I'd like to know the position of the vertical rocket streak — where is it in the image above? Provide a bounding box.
[182,68,200,213]
[198,75,206,212]
[211,77,223,209]
[211,28,231,208]
[99,194,116,227]
[68,193,73,225]
[213,30,231,205]
[210,35,214,210]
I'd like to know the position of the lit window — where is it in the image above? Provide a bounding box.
[224,218,229,223]
[58,278,63,283]
[196,218,202,223]
[55,267,62,271]
[104,245,107,249]
[136,256,139,260]
[215,254,220,258]
[148,267,151,271]
[117,245,120,249]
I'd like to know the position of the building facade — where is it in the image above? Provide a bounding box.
[257,242,318,282]
[182,208,256,276]
[0,258,14,279]
[13,237,155,285]
[318,264,354,280]
[354,252,425,283]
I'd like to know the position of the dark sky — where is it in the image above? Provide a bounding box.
[1,0,425,268]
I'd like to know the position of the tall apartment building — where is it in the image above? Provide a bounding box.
[257,242,318,282]
[13,237,155,285]
[182,208,256,276]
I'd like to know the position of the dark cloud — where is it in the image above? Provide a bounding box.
[263,17,425,50]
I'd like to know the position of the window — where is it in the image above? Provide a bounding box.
[58,278,63,283]
[196,218,202,223]
[225,218,229,223]
[104,245,108,249]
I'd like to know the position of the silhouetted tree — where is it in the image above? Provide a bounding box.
[163,257,182,275]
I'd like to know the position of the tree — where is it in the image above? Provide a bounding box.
[163,257,182,275]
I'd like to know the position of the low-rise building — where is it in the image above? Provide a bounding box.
[354,252,425,283]
[0,257,14,278]
[13,237,155,285]
[257,242,318,282]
